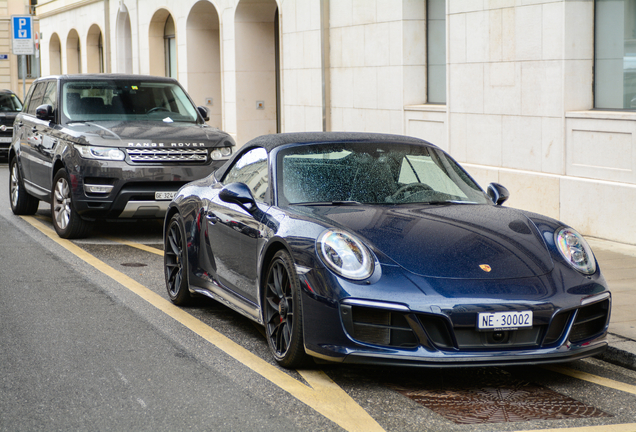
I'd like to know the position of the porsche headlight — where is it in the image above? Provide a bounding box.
[74,145,125,161]
[555,227,597,275]
[317,229,374,280]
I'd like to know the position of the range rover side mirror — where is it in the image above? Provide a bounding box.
[35,104,54,121]
[197,106,210,122]
[487,183,510,206]
[219,182,257,214]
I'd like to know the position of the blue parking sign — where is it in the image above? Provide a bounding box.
[11,15,34,55]
[13,16,31,39]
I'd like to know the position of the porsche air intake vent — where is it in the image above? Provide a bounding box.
[126,148,208,163]
[340,305,418,348]
[569,299,610,343]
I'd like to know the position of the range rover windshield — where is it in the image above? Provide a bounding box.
[61,80,200,123]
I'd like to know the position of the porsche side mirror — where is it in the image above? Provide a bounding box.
[197,106,210,122]
[487,183,510,205]
[219,182,257,213]
[36,104,54,121]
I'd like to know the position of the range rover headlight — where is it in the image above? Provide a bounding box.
[555,227,597,275]
[211,146,233,160]
[75,145,125,161]
[317,229,374,280]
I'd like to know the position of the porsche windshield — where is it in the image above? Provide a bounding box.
[61,80,199,123]
[278,143,490,205]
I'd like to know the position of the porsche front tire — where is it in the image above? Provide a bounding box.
[263,250,307,368]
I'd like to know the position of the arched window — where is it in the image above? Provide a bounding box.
[67,29,81,74]
[49,33,62,75]
[164,15,176,78]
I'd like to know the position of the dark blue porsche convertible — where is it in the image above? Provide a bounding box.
[163,132,610,368]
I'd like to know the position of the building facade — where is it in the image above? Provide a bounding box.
[34,0,636,245]
[1,0,38,100]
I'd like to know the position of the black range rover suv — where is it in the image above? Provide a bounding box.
[9,74,235,238]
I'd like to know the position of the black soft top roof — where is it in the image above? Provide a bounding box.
[215,132,437,180]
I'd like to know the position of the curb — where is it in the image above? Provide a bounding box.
[595,333,636,371]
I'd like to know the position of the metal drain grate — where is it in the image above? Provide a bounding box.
[390,369,610,424]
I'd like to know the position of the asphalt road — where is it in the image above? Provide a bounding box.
[1,162,636,432]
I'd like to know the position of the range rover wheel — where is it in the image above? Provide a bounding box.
[9,158,39,215]
[164,213,192,305]
[51,169,91,239]
[263,250,307,369]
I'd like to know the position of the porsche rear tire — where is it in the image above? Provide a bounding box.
[263,250,307,368]
[164,213,192,306]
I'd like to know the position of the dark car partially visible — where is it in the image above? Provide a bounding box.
[0,89,23,160]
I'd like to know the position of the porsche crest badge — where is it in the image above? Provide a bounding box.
[479,264,492,272]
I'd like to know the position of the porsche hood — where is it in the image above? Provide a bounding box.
[311,204,555,280]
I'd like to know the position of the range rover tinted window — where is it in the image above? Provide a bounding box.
[26,82,47,115]
[42,81,57,108]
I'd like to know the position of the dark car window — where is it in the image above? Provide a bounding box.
[0,93,22,112]
[277,142,490,206]
[223,147,268,202]
[61,79,199,123]
[25,82,47,116]
[42,81,57,108]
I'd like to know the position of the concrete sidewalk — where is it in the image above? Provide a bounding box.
[586,238,636,369]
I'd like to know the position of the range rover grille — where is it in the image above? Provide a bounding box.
[126,148,208,163]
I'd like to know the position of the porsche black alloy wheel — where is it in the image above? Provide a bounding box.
[263,250,306,368]
[51,169,91,239]
[164,214,192,305]
[9,158,39,215]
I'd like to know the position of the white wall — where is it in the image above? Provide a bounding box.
[34,0,636,244]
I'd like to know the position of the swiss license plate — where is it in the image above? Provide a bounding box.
[477,310,533,331]
[0,137,12,143]
[155,191,177,200]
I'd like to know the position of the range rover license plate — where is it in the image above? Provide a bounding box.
[0,137,11,143]
[477,310,532,331]
[155,191,177,200]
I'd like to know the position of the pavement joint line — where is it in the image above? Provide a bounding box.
[21,216,384,432]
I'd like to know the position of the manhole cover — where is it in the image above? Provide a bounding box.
[120,262,148,267]
[389,368,610,424]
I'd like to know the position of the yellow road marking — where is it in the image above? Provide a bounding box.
[105,236,164,256]
[515,424,636,432]
[22,216,384,432]
[543,364,636,395]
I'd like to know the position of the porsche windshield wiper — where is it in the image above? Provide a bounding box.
[294,200,362,206]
